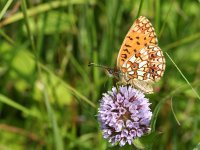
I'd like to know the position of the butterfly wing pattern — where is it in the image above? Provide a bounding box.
[116,16,165,94]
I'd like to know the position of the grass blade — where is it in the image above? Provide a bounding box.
[136,0,144,18]
[165,52,200,101]
[0,0,13,20]
[0,94,35,117]
[0,0,96,27]
[163,32,200,50]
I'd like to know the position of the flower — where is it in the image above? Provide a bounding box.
[98,86,152,146]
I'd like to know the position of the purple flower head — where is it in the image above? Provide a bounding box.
[98,86,152,147]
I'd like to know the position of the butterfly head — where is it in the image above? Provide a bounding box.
[88,63,120,80]
[105,67,120,80]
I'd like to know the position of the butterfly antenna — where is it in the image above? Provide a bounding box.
[88,62,108,69]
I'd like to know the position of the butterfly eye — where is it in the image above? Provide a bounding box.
[105,69,116,78]
[109,69,114,74]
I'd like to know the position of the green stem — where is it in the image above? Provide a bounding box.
[136,0,144,18]
[0,0,13,20]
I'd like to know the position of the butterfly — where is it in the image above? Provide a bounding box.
[89,16,165,94]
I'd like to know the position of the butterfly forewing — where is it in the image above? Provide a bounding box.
[117,16,158,67]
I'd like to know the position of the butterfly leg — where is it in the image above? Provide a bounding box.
[115,82,121,91]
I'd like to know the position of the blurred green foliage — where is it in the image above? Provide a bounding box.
[0,0,200,149]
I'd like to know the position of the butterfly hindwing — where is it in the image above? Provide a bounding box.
[120,45,165,85]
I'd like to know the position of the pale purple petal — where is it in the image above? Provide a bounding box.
[115,120,124,132]
[119,138,126,146]
[121,129,129,137]
[136,129,143,137]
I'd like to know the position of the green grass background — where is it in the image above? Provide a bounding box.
[0,0,200,149]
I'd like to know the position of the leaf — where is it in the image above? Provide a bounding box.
[133,132,159,149]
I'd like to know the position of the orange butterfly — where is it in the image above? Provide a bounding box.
[89,16,165,94]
